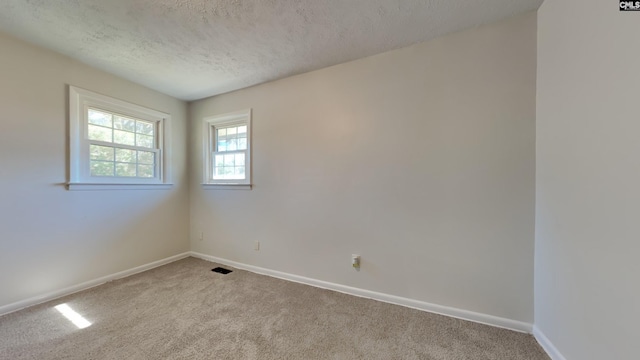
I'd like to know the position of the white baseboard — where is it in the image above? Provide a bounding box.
[0,252,191,316]
[190,251,533,333]
[533,325,567,360]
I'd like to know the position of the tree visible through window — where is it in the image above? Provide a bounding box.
[68,86,172,189]
[87,108,157,178]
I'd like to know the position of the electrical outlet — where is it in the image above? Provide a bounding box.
[254,241,260,251]
[352,254,360,269]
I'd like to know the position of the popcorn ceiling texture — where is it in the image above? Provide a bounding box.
[0,0,542,100]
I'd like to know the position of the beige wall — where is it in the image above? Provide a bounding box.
[0,32,190,309]
[0,10,541,331]
[535,0,640,359]
[190,13,537,323]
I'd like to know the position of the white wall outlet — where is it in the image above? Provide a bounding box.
[352,254,360,269]
[254,241,260,251]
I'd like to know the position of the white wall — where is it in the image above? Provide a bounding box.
[190,13,537,323]
[0,32,190,309]
[535,1,640,359]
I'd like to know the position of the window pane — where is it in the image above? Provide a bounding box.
[136,121,154,135]
[138,164,154,178]
[213,165,245,180]
[217,140,227,152]
[90,161,114,176]
[136,134,154,148]
[88,109,112,127]
[214,154,224,167]
[115,148,136,163]
[227,127,237,136]
[113,116,136,132]
[88,125,112,142]
[238,137,247,150]
[90,145,114,161]
[224,154,235,166]
[115,163,136,177]
[235,153,245,166]
[228,138,237,151]
[238,126,247,134]
[113,130,135,146]
[217,128,226,137]
[138,151,154,165]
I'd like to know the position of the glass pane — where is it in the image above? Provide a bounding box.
[228,139,237,151]
[224,154,235,166]
[113,116,136,132]
[235,153,245,166]
[88,125,112,142]
[113,130,135,146]
[213,165,245,180]
[238,138,247,150]
[217,140,227,152]
[90,161,114,176]
[136,134,154,148]
[238,125,247,134]
[115,148,136,163]
[138,151,155,165]
[138,164,154,178]
[217,128,227,137]
[227,127,237,136]
[88,109,112,127]
[214,154,224,167]
[115,163,136,177]
[136,121,154,135]
[90,145,114,161]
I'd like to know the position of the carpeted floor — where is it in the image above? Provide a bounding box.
[0,257,549,359]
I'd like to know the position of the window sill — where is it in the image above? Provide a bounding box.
[67,183,174,191]
[202,183,252,190]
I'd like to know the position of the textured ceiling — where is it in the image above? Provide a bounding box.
[0,0,542,101]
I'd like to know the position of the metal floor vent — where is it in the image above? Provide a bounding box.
[212,267,232,275]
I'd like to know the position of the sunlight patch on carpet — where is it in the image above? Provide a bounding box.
[54,303,91,329]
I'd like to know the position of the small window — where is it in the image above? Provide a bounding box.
[69,86,172,190]
[203,110,252,188]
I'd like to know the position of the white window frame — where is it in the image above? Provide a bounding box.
[203,109,252,190]
[68,86,172,190]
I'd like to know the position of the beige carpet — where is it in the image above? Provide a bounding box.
[0,257,549,359]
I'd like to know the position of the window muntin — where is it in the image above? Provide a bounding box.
[213,124,248,180]
[86,108,158,179]
[87,108,156,148]
[203,110,251,186]
[69,86,172,188]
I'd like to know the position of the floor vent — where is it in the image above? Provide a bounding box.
[212,267,232,275]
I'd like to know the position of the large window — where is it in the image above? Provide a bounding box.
[203,110,252,188]
[68,86,172,190]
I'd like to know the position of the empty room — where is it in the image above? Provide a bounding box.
[0,0,636,359]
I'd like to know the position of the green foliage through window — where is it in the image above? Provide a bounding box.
[87,108,157,179]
